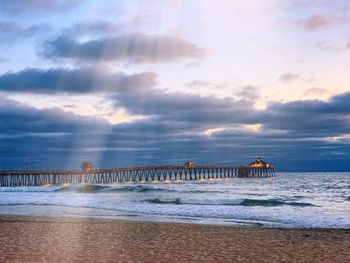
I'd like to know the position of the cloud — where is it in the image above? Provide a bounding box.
[0,0,82,14]
[296,14,333,31]
[41,33,207,64]
[315,40,336,50]
[0,97,109,136]
[235,86,260,101]
[1,90,350,171]
[0,66,256,129]
[278,72,300,83]
[0,58,10,63]
[0,21,51,44]
[112,80,350,142]
[257,92,350,137]
[0,68,156,94]
[1,64,348,144]
[303,87,328,97]
[0,97,112,169]
[60,21,125,37]
[314,40,350,51]
[113,86,257,127]
[2,65,348,143]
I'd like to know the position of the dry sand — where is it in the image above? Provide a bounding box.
[0,215,349,262]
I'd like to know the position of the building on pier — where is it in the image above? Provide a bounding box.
[184,161,195,168]
[249,157,273,168]
[81,162,93,173]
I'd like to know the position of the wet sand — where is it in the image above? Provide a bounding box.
[0,215,349,262]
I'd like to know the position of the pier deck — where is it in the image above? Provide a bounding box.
[0,165,275,187]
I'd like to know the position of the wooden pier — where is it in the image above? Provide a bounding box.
[0,164,275,187]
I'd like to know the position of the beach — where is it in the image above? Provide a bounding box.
[0,215,349,262]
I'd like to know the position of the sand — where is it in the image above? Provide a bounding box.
[0,215,349,262]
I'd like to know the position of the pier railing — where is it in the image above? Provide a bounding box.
[0,165,275,187]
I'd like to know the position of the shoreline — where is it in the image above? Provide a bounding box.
[2,213,349,229]
[1,212,350,229]
[1,215,349,262]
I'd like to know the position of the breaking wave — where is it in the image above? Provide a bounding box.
[54,184,173,193]
[145,198,316,207]
[111,185,173,193]
[146,198,182,204]
[76,185,110,193]
[239,199,315,207]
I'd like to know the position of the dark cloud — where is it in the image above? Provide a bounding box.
[0,0,82,14]
[257,92,350,137]
[1,90,350,171]
[0,65,349,171]
[1,65,349,143]
[41,33,206,63]
[1,64,348,144]
[0,68,156,94]
[278,72,300,83]
[115,88,256,126]
[0,97,111,169]
[0,97,109,135]
[0,21,51,44]
[0,66,254,129]
[0,66,256,129]
[112,82,350,142]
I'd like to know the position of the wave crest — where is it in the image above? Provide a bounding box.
[239,199,314,207]
[145,198,315,207]
[146,198,182,204]
[53,184,173,193]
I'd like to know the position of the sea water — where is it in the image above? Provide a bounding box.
[0,172,349,228]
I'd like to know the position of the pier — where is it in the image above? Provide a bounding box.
[0,159,275,187]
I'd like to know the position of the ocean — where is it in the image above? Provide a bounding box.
[0,172,349,228]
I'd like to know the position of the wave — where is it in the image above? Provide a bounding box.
[181,190,222,194]
[76,185,110,193]
[54,186,72,192]
[145,198,316,207]
[53,184,173,193]
[0,186,64,192]
[146,198,182,204]
[239,199,314,207]
[111,185,172,193]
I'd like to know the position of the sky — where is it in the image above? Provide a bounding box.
[0,0,349,171]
